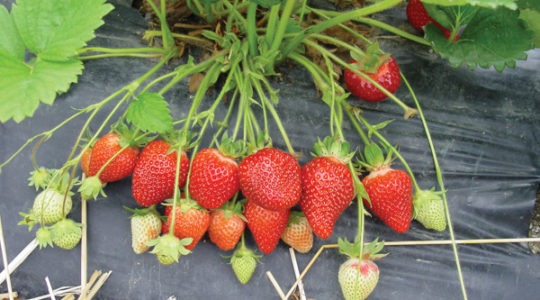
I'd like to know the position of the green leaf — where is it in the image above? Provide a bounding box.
[427,7,534,71]
[421,0,517,10]
[126,92,174,134]
[517,0,540,10]
[0,6,24,59]
[520,9,540,48]
[11,0,114,61]
[0,54,83,122]
[251,0,282,9]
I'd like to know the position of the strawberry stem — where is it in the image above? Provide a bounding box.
[401,75,468,299]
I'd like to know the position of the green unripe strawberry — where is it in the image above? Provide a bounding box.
[51,218,82,250]
[413,189,446,231]
[230,245,259,285]
[32,189,73,225]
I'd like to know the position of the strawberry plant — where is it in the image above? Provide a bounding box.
[0,0,538,298]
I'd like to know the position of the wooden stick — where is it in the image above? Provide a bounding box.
[80,199,88,299]
[0,215,14,300]
[85,271,112,300]
[266,271,286,300]
[283,237,540,299]
[0,292,18,300]
[0,239,39,285]
[45,276,57,300]
[289,248,306,300]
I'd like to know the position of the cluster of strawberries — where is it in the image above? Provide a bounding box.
[77,129,445,286]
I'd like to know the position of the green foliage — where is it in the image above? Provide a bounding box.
[0,0,113,123]
[520,9,540,48]
[421,0,517,9]
[426,6,534,71]
[126,92,174,134]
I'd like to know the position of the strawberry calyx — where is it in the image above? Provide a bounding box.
[163,196,206,214]
[124,205,165,222]
[287,210,307,226]
[338,237,387,261]
[220,199,247,222]
[216,133,247,160]
[162,130,196,155]
[357,143,394,173]
[148,234,192,265]
[78,176,107,201]
[312,136,355,164]
[35,226,54,249]
[111,120,149,149]
[28,167,53,191]
[350,42,391,75]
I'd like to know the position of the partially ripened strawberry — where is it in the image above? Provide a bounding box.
[300,137,356,239]
[338,238,386,300]
[344,43,401,102]
[239,147,301,211]
[127,206,163,254]
[413,189,447,231]
[230,236,260,284]
[88,130,140,183]
[360,144,413,233]
[189,147,240,210]
[280,211,314,253]
[162,198,210,251]
[51,218,82,250]
[244,200,290,254]
[131,139,190,207]
[208,201,246,251]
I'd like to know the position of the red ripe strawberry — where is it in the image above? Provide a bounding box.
[406,0,457,40]
[88,132,140,183]
[299,137,356,239]
[244,200,290,254]
[239,147,301,211]
[189,148,240,210]
[162,198,210,251]
[344,43,401,102]
[208,201,246,251]
[131,140,189,207]
[280,211,313,253]
[360,144,413,233]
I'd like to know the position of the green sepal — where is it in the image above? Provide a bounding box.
[28,167,53,191]
[148,234,192,265]
[18,210,38,231]
[338,237,387,260]
[349,42,390,74]
[311,136,356,164]
[35,226,54,249]
[78,176,107,201]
